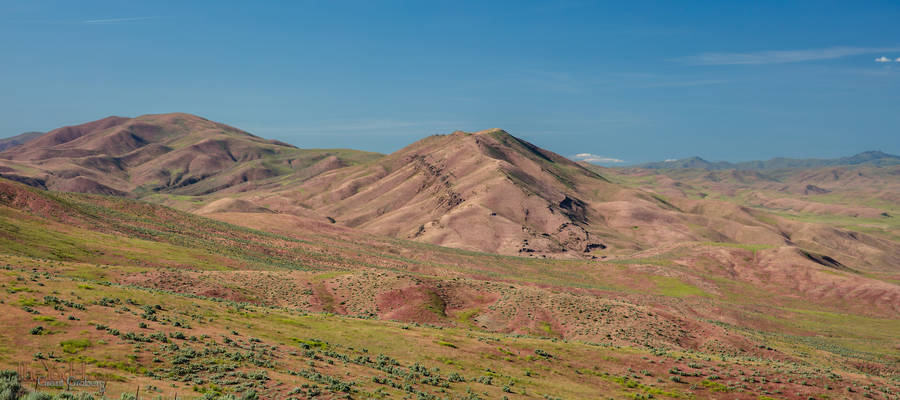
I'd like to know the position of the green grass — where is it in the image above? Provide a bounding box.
[699,241,774,252]
[456,308,480,329]
[1,178,899,399]
[607,257,676,267]
[424,289,446,317]
[649,276,711,298]
[59,338,91,354]
[32,316,66,327]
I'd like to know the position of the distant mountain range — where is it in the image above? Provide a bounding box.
[0,131,42,152]
[636,151,900,170]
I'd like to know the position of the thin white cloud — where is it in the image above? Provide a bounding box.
[875,56,892,63]
[896,57,900,62]
[640,79,731,88]
[664,159,678,162]
[82,16,158,24]
[677,46,900,66]
[572,153,625,164]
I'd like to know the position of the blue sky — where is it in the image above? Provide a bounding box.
[2,1,899,164]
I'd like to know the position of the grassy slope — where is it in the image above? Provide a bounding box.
[0,179,898,399]
[3,258,896,400]
[601,166,899,241]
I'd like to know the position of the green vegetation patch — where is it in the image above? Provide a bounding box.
[32,316,65,327]
[650,276,710,298]
[290,337,328,349]
[16,297,38,306]
[59,338,91,354]
[424,289,446,317]
[700,241,774,253]
[699,379,731,392]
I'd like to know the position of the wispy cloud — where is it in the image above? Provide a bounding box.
[572,153,625,164]
[640,79,731,88]
[875,56,893,63]
[82,16,158,24]
[677,46,900,66]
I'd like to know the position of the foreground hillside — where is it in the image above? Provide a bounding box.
[1,115,899,398]
[0,179,898,399]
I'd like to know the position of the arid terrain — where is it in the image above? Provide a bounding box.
[0,114,898,399]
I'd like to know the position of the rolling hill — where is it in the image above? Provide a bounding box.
[0,112,897,398]
[255,128,621,256]
[5,114,899,273]
[638,151,900,170]
[0,177,898,399]
[0,131,42,152]
[0,113,381,197]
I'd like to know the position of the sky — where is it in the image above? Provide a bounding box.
[2,1,899,164]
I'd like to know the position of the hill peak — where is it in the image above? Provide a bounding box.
[0,113,367,196]
[473,128,509,135]
[447,128,510,138]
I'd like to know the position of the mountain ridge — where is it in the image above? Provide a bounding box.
[635,150,900,170]
[0,113,381,197]
[0,131,42,152]
[4,113,898,266]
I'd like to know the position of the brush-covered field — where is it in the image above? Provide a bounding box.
[0,179,898,399]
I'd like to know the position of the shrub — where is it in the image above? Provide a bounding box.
[0,370,27,400]
[534,349,553,358]
[22,392,53,400]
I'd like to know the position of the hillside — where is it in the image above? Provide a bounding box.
[234,129,900,271]
[0,178,899,399]
[259,128,621,256]
[638,151,900,170]
[5,115,899,271]
[0,113,381,197]
[0,131,42,152]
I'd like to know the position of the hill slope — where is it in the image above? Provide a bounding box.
[276,129,617,256]
[6,115,897,267]
[0,178,898,399]
[0,131,42,152]
[0,113,381,196]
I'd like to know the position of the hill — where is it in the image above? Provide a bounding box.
[0,131,42,152]
[0,177,898,399]
[0,113,381,196]
[262,128,620,256]
[638,151,900,170]
[5,115,899,269]
[228,130,899,269]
